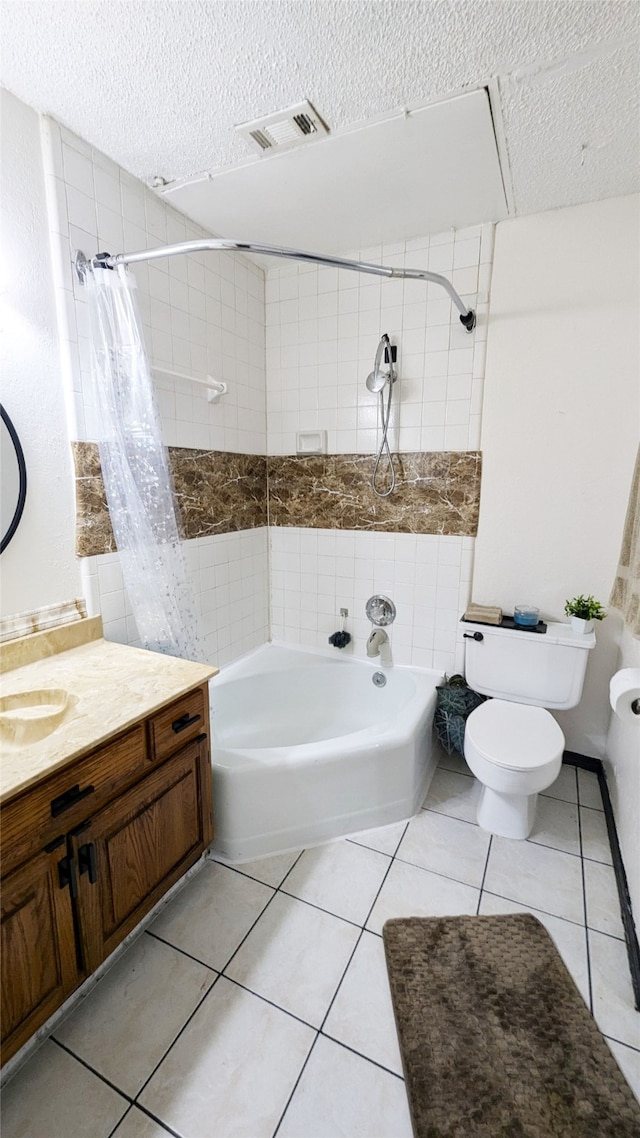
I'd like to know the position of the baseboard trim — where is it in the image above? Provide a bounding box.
[563,751,640,1011]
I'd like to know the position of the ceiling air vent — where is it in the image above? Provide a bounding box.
[236,101,329,155]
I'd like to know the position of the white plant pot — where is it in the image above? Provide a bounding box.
[570,616,595,636]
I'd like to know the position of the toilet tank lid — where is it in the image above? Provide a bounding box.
[462,620,596,650]
[465,699,565,769]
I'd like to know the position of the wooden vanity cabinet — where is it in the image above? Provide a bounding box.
[1,683,213,1065]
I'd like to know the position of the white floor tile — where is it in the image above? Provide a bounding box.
[541,764,578,804]
[111,1107,173,1137]
[139,978,314,1138]
[577,768,603,810]
[584,860,624,939]
[589,929,640,1050]
[282,841,391,925]
[149,860,274,970]
[527,795,580,856]
[422,767,480,824]
[348,819,409,857]
[277,1034,413,1138]
[580,806,612,863]
[6,743,633,1138]
[54,934,214,1097]
[478,892,590,1005]
[396,810,490,888]
[0,1040,128,1138]
[211,849,302,888]
[436,750,474,777]
[484,837,584,924]
[225,892,360,1027]
[323,931,403,1075]
[606,1038,640,1105]
[367,859,480,936]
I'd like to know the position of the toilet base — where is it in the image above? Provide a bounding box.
[476,784,538,840]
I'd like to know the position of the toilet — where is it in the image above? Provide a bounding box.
[462,620,596,839]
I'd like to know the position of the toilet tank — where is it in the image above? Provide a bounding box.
[463,621,595,710]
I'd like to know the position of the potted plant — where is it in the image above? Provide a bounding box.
[564,594,607,635]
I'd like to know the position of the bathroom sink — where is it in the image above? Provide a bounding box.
[0,689,75,746]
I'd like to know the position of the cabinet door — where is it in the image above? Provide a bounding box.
[1,846,78,1062]
[74,736,211,973]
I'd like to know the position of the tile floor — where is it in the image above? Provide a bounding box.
[2,754,639,1137]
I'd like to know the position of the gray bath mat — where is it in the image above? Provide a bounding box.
[383,913,640,1138]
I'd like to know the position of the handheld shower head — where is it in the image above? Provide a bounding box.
[366,368,388,393]
[366,333,398,497]
[366,334,395,392]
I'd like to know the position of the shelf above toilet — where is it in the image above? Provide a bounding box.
[461,614,548,634]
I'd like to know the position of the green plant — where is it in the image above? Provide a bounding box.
[564,594,607,621]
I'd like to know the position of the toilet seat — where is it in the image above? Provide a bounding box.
[465,699,564,772]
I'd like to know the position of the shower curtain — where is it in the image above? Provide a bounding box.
[610,442,640,637]
[85,262,203,661]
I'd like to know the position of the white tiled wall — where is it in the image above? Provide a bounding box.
[265,228,492,456]
[43,119,266,454]
[82,528,269,666]
[42,118,269,665]
[265,230,493,669]
[270,527,474,673]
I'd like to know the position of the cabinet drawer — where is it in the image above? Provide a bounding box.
[148,687,206,762]
[1,726,146,876]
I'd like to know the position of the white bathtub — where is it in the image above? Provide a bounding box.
[209,644,440,860]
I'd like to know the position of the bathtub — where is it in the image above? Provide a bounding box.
[208,644,440,861]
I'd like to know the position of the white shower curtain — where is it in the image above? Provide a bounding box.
[85,262,203,661]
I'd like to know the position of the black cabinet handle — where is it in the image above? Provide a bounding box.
[78,842,98,885]
[51,783,95,818]
[172,712,200,734]
[463,631,484,642]
[58,854,78,899]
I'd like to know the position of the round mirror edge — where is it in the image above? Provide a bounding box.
[0,403,28,555]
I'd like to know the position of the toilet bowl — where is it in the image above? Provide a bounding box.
[464,699,564,839]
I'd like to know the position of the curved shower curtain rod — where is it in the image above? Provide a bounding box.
[74,239,476,331]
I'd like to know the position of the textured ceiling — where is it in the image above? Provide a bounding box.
[1,0,638,223]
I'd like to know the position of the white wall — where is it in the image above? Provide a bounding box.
[475,196,639,755]
[0,89,80,616]
[474,195,640,917]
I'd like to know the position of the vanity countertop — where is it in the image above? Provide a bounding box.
[0,617,216,804]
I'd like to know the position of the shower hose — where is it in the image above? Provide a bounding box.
[371,335,396,498]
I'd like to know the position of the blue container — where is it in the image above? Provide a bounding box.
[514,605,540,627]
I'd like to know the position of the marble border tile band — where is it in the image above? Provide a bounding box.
[267,452,481,535]
[73,445,482,557]
[72,442,268,557]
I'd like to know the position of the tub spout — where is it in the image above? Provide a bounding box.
[367,628,388,657]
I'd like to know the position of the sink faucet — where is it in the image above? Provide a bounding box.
[366,628,388,658]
